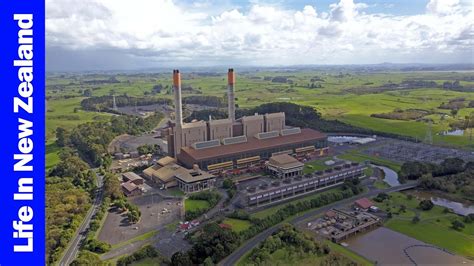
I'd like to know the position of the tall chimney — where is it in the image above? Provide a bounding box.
[227,68,236,122]
[173,69,183,156]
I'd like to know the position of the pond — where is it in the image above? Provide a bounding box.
[408,190,474,216]
[373,165,400,187]
[346,227,471,265]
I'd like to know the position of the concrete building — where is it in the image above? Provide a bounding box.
[162,68,328,177]
[266,154,304,178]
[122,181,142,197]
[265,112,285,132]
[208,118,233,140]
[178,128,327,171]
[244,163,366,206]
[175,166,216,193]
[241,114,264,138]
[122,172,144,185]
[181,120,208,147]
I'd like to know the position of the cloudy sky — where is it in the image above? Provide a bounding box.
[46,0,473,71]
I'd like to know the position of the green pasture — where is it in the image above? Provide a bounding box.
[184,199,210,212]
[222,218,252,233]
[375,192,474,258]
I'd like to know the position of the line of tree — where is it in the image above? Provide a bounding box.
[399,158,474,199]
[239,179,361,241]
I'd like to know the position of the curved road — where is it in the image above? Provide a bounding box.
[219,182,417,266]
[59,171,103,266]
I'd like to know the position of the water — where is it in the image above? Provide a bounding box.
[431,197,474,216]
[374,165,400,187]
[328,136,359,143]
[439,129,464,136]
[408,191,474,216]
[346,227,471,265]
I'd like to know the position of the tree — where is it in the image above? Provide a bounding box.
[171,251,192,266]
[55,127,70,147]
[83,89,92,97]
[203,257,214,266]
[419,200,434,211]
[451,108,458,118]
[103,173,122,200]
[451,220,465,231]
[71,250,106,266]
[412,216,420,224]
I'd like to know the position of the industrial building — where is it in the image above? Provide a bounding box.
[244,163,366,206]
[307,208,381,243]
[164,68,328,174]
[142,156,216,193]
[265,154,304,178]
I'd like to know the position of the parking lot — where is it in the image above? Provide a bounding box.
[98,194,183,245]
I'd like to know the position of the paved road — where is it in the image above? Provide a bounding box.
[59,171,104,266]
[219,182,417,266]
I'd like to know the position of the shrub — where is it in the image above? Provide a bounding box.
[418,200,434,211]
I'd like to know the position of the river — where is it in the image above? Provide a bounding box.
[373,165,400,187]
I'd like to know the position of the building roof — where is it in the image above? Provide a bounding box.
[157,156,176,166]
[242,114,263,121]
[122,172,143,182]
[175,169,215,184]
[179,128,326,162]
[182,120,207,129]
[268,154,304,169]
[122,181,139,192]
[325,210,337,218]
[209,118,232,126]
[355,198,374,209]
[154,164,188,183]
[265,112,285,118]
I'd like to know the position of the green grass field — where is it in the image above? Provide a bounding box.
[303,158,331,174]
[184,199,210,212]
[375,192,474,258]
[222,218,252,233]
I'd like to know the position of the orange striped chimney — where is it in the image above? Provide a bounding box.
[227,68,236,121]
[228,68,235,85]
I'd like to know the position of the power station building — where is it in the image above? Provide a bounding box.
[165,68,329,174]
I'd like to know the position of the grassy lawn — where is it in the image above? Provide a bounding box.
[375,192,474,258]
[237,247,324,266]
[339,149,402,172]
[222,218,252,233]
[130,257,161,266]
[167,187,185,197]
[111,230,158,250]
[303,158,331,174]
[165,221,180,232]
[184,199,210,212]
[46,141,61,171]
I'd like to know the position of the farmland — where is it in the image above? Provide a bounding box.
[46,69,474,169]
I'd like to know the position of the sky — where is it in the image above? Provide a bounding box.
[45,0,474,71]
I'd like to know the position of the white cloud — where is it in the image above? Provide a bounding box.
[46,0,474,69]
